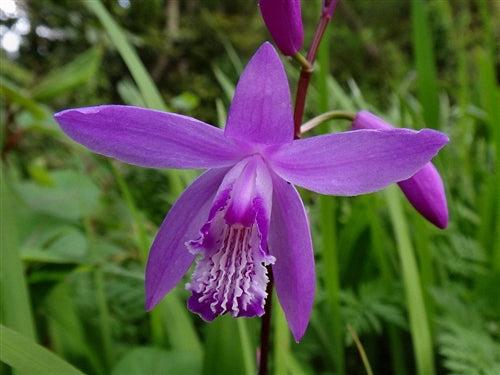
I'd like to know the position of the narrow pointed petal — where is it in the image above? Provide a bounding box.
[268,173,315,342]
[54,105,242,169]
[352,111,449,228]
[268,128,449,196]
[145,167,229,310]
[225,43,294,145]
[259,0,304,56]
[398,164,448,228]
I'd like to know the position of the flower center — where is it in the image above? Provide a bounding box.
[185,156,275,321]
[186,207,274,321]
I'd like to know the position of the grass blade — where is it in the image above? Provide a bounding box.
[1,325,85,375]
[411,0,440,128]
[385,185,435,375]
[85,0,166,111]
[0,168,37,340]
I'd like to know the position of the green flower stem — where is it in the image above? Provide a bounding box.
[293,52,313,73]
[385,185,435,375]
[300,110,356,135]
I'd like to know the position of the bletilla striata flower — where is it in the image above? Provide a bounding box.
[259,0,303,56]
[352,110,449,229]
[54,43,448,341]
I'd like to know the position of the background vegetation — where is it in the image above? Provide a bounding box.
[1,0,499,374]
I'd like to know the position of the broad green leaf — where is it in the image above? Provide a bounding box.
[32,46,102,101]
[22,227,88,264]
[0,325,85,375]
[15,169,100,221]
[111,347,201,375]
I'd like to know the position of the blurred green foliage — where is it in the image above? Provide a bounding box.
[1,1,499,375]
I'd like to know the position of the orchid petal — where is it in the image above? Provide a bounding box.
[225,43,294,145]
[268,128,449,195]
[54,105,242,169]
[259,0,304,56]
[145,167,229,310]
[352,111,449,228]
[268,173,315,342]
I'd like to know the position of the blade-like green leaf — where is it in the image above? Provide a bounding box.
[32,46,102,100]
[411,0,440,128]
[385,185,435,375]
[111,347,200,375]
[0,325,85,375]
[0,169,36,341]
[85,0,167,111]
[0,79,46,119]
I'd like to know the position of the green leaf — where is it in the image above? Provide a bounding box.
[212,65,235,102]
[202,315,254,375]
[14,170,100,221]
[385,185,435,375]
[85,0,167,111]
[22,227,88,264]
[170,91,200,112]
[1,168,37,340]
[111,347,201,375]
[411,0,440,128]
[117,79,147,107]
[0,325,85,375]
[0,79,46,119]
[32,46,102,101]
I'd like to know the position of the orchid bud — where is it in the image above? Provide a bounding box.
[322,0,339,19]
[352,111,449,229]
[259,0,304,56]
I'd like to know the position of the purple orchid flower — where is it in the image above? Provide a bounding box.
[54,43,448,341]
[259,0,303,56]
[352,110,449,229]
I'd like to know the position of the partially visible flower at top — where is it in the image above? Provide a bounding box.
[259,0,303,56]
[54,43,448,342]
[322,0,340,19]
[352,110,449,229]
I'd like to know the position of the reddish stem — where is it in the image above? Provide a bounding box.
[293,13,334,138]
[258,267,274,375]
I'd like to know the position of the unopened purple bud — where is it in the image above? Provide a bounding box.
[322,0,339,19]
[352,111,449,229]
[259,0,304,56]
